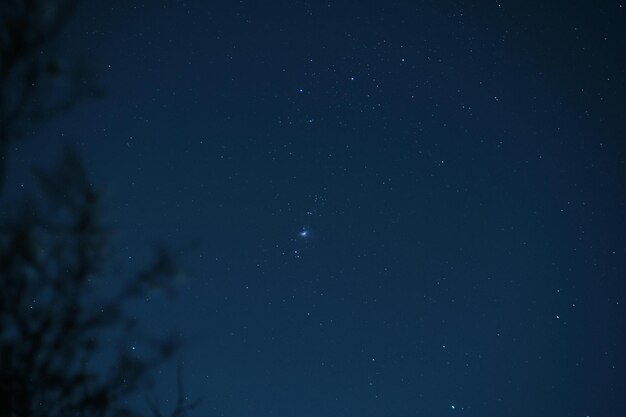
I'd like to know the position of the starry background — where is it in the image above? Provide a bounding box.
[7,0,626,416]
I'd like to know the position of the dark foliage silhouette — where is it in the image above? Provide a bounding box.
[0,0,103,190]
[1,1,198,416]
[0,149,199,417]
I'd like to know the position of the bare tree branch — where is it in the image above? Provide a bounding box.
[0,0,103,191]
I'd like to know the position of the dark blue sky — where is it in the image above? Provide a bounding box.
[8,0,626,415]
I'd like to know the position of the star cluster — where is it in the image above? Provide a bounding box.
[14,1,626,416]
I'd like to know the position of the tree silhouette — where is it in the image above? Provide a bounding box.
[1,1,198,416]
[0,0,103,191]
[1,149,199,417]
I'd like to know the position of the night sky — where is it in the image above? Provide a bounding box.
[7,0,626,416]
